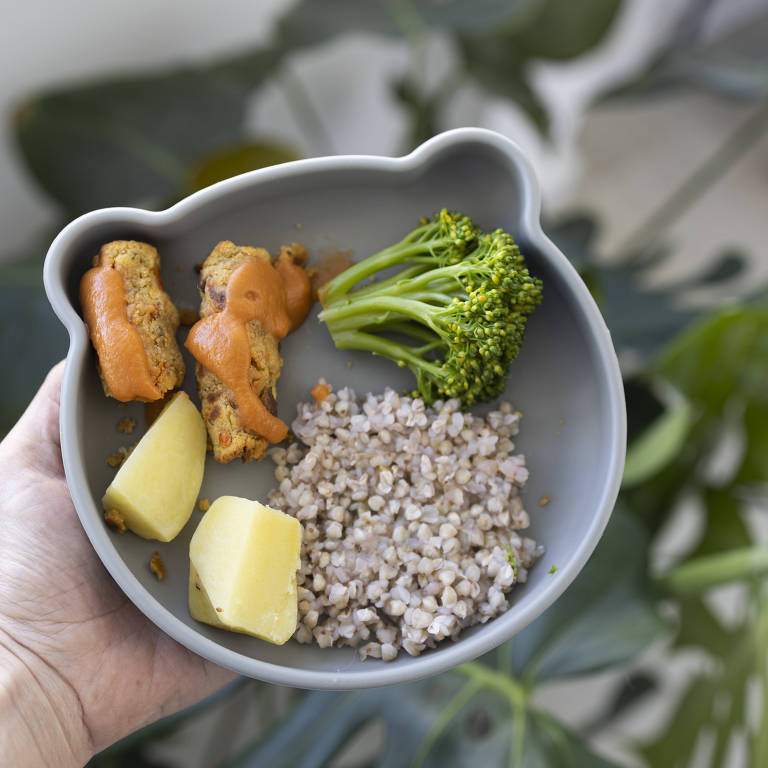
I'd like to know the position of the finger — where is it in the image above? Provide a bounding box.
[0,361,66,476]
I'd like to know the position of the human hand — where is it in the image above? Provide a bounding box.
[0,363,235,766]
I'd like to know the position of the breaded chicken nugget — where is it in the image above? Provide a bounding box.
[81,241,185,401]
[193,241,283,463]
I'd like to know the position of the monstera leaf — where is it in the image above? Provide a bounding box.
[14,48,281,215]
[277,0,543,48]
[607,11,768,101]
[545,213,751,362]
[225,681,621,768]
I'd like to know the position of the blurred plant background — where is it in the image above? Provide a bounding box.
[2,0,767,765]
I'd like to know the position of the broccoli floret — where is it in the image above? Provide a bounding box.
[318,209,542,406]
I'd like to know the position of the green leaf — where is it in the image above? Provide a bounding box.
[585,247,699,359]
[226,673,618,768]
[0,281,68,435]
[277,0,543,49]
[674,597,734,658]
[641,600,768,767]
[623,377,664,445]
[522,709,620,768]
[622,304,768,535]
[736,401,768,484]
[606,13,768,102]
[545,215,702,359]
[504,0,621,60]
[188,142,301,192]
[456,36,549,134]
[455,0,620,133]
[583,672,657,736]
[657,305,768,415]
[640,676,717,768]
[687,249,747,286]
[506,510,666,683]
[14,51,281,214]
[544,214,597,269]
[662,546,768,595]
[622,397,692,487]
[690,488,752,559]
[391,77,444,152]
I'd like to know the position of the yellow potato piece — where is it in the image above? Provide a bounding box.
[188,496,302,645]
[103,392,206,542]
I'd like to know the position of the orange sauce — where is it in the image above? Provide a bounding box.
[310,382,330,403]
[311,251,355,303]
[80,266,161,402]
[185,255,313,443]
[275,248,312,332]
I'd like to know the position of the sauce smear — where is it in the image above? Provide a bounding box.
[80,266,160,402]
[310,251,355,303]
[185,256,312,443]
[275,246,312,332]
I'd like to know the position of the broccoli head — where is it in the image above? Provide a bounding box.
[318,209,542,406]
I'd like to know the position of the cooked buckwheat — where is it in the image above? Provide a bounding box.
[268,382,541,660]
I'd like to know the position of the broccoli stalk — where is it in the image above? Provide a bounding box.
[318,209,542,406]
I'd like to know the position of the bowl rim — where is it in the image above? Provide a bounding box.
[44,127,626,689]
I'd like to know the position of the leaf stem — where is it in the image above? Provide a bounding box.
[386,0,430,94]
[456,662,529,767]
[662,545,768,595]
[457,661,528,707]
[509,695,526,768]
[614,97,768,259]
[410,679,481,768]
[280,64,334,155]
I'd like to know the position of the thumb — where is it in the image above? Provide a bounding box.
[0,361,66,477]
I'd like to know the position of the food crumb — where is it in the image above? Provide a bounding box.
[106,452,124,468]
[346,361,352,368]
[296,222,303,230]
[539,495,551,506]
[179,308,200,326]
[116,417,136,434]
[176,264,185,273]
[310,381,331,403]
[104,508,126,533]
[150,552,165,581]
[215,607,223,613]
[198,498,210,512]
[548,565,558,575]
[559,418,565,425]
[106,446,133,468]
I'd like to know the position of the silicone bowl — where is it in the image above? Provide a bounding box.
[44,128,625,689]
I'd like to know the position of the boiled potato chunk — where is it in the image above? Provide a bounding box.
[103,392,206,542]
[189,496,302,644]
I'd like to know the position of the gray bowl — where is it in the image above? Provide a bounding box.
[44,128,625,689]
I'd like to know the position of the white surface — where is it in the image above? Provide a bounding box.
[0,0,287,252]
